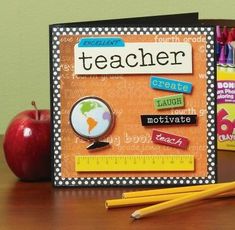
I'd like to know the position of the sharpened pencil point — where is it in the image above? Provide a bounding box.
[131,211,141,220]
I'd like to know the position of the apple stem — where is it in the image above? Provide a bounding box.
[31,101,39,120]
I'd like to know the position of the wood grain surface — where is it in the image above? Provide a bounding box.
[1,135,235,230]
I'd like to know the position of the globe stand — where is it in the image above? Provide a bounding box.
[86,141,110,150]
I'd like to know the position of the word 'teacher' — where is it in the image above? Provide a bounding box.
[74,41,192,74]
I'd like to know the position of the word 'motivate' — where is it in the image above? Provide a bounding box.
[154,93,184,110]
[74,42,192,74]
[150,76,192,94]
[141,115,197,126]
[152,130,189,149]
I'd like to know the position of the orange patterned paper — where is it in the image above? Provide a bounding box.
[59,34,208,178]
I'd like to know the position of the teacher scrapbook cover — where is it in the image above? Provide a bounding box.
[50,16,216,187]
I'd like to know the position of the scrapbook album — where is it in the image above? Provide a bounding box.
[49,13,217,187]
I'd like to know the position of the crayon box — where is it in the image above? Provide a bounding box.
[217,67,235,151]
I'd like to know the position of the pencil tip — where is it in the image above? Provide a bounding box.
[131,211,140,220]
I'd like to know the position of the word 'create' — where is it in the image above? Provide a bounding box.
[150,76,193,94]
[141,115,197,126]
[152,130,189,149]
[154,94,184,110]
[74,42,192,74]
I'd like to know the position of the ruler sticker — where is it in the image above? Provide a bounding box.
[75,155,194,172]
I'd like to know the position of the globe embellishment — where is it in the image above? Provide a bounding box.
[70,96,115,150]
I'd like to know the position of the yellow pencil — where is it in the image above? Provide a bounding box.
[123,182,227,198]
[131,181,235,219]
[106,190,235,209]
[106,193,190,208]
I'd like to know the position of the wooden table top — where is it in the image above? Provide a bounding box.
[1,135,235,230]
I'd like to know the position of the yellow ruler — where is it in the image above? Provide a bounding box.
[75,155,194,172]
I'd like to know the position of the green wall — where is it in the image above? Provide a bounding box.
[1,0,235,134]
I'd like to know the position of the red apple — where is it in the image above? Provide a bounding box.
[3,101,51,181]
